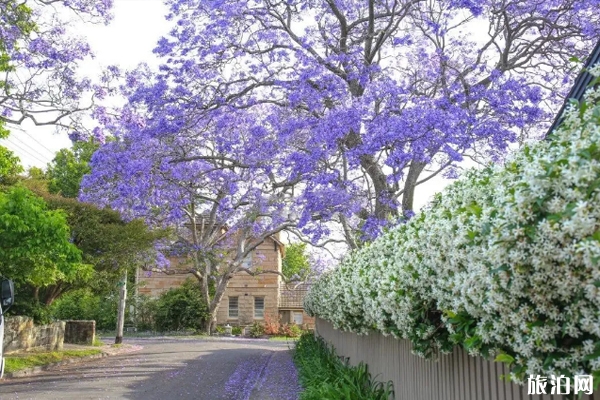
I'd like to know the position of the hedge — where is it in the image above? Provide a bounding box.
[305,63,600,383]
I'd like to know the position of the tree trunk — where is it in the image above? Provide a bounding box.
[132,267,139,329]
[343,130,398,221]
[115,269,127,344]
[401,161,427,214]
[201,317,215,336]
[202,276,229,335]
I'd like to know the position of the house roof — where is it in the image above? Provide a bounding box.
[545,40,600,138]
[269,234,286,258]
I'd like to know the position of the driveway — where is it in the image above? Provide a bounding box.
[0,337,301,400]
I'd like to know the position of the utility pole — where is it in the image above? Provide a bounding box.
[115,269,127,344]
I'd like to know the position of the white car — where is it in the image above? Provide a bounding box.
[0,278,15,379]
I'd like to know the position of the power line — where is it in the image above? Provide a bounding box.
[4,139,49,164]
[8,133,56,160]
[1,138,49,165]
[9,126,57,157]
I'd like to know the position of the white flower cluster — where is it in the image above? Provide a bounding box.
[305,65,600,379]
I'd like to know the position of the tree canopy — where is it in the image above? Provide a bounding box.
[282,243,311,280]
[81,114,296,332]
[80,0,600,331]
[0,0,113,135]
[0,146,21,183]
[103,0,597,249]
[0,131,22,184]
[0,185,87,288]
[46,139,99,198]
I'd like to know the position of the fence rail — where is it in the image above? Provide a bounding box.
[315,318,598,400]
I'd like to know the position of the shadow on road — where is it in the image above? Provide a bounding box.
[0,338,300,400]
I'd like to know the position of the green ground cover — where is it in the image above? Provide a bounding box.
[5,349,102,374]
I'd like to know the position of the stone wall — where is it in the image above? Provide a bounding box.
[216,238,282,326]
[64,320,96,345]
[137,269,189,298]
[3,316,64,354]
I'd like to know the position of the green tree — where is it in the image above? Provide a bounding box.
[0,145,22,185]
[0,127,23,185]
[282,243,311,280]
[27,166,45,180]
[24,183,168,304]
[0,186,91,319]
[30,140,166,305]
[46,139,99,198]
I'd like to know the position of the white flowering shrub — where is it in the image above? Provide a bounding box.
[305,64,600,380]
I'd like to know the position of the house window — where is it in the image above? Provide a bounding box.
[228,297,239,318]
[241,253,253,269]
[254,297,264,318]
[293,311,303,325]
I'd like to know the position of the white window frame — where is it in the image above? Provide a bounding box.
[293,311,303,325]
[254,297,265,319]
[228,296,239,318]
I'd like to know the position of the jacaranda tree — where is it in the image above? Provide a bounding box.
[0,0,113,134]
[81,0,599,331]
[121,0,599,248]
[81,110,299,333]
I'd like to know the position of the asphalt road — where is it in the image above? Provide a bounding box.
[0,337,301,400]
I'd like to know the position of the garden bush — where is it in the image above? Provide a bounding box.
[249,321,265,338]
[50,279,209,333]
[293,333,394,400]
[305,64,600,382]
[51,288,118,330]
[280,323,303,338]
[214,325,226,335]
[133,294,159,331]
[153,278,209,332]
[263,313,282,335]
[231,326,243,335]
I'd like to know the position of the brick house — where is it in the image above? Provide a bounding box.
[136,235,314,329]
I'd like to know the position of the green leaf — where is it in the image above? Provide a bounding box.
[444,310,457,319]
[481,222,491,235]
[592,370,600,390]
[495,353,514,364]
[583,347,600,361]
[490,265,509,274]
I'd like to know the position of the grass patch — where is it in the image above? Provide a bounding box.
[92,338,105,347]
[293,333,394,400]
[4,349,102,374]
